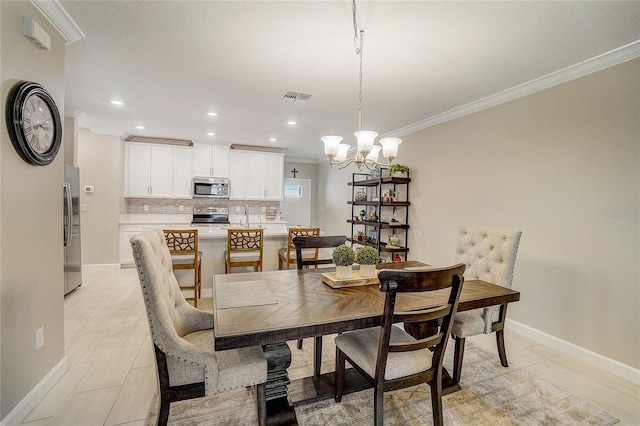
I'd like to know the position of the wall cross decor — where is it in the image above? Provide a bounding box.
[291,168,298,178]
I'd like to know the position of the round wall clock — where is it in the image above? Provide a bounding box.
[5,81,62,166]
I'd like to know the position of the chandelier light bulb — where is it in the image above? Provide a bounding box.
[379,137,402,161]
[365,145,381,162]
[336,144,351,162]
[354,130,377,155]
[321,135,343,157]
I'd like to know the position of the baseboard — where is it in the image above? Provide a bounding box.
[507,319,640,386]
[82,263,121,271]
[0,357,68,426]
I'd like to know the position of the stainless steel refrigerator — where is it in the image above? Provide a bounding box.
[64,164,82,295]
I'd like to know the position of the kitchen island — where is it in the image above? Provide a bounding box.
[119,214,291,293]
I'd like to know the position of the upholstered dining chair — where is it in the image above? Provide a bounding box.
[224,228,264,273]
[293,234,347,376]
[449,225,522,383]
[163,229,201,308]
[278,226,320,269]
[130,229,267,426]
[334,264,466,426]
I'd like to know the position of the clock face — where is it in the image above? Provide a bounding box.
[22,93,55,154]
[5,81,62,166]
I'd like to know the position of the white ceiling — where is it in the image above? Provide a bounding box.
[60,1,639,161]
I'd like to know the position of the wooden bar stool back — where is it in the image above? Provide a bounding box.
[225,228,264,273]
[163,229,202,308]
[278,227,320,270]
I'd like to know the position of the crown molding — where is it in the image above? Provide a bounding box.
[392,40,640,137]
[84,126,125,137]
[284,157,321,164]
[30,0,85,44]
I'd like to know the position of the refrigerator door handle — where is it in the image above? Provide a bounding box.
[64,182,72,247]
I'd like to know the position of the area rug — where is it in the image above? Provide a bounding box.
[145,338,619,425]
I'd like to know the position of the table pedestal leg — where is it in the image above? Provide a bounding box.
[262,343,297,425]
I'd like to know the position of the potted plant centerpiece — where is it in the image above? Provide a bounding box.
[356,246,379,277]
[332,244,356,279]
[387,163,409,177]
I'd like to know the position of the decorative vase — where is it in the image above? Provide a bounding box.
[336,265,352,279]
[359,264,377,277]
[388,234,400,247]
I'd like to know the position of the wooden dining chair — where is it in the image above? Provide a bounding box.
[334,264,466,426]
[292,234,347,376]
[448,225,522,383]
[224,228,264,273]
[163,229,201,308]
[278,227,320,270]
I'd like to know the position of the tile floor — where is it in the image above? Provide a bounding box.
[19,266,640,426]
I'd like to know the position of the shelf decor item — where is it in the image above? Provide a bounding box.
[387,234,400,248]
[355,188,367,201]
[387,163,409,177]
[332,244,356,279]
[356,246,379,277]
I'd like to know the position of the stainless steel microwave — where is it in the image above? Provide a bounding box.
[192,177,229,198]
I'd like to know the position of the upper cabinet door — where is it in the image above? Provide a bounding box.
[172,147,193,198]
[246,153,267,199]
[192,143,229,177]
[229,150,248,199]
[264,153,284,200]
[148,146,173,197]
[125,143,152,197]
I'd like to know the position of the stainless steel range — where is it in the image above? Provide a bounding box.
[192,207,229,225]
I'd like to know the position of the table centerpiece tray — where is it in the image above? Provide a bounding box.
[321,270,380,288]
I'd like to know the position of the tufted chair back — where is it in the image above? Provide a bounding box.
[131,228,205,342]
[454,225,522,332]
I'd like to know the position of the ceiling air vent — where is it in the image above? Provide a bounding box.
[280,90,313,103]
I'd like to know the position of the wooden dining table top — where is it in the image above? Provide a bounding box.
[212,261,520,351]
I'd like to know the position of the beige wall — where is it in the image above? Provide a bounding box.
[77,129,122,265]
[1,1,66,419]
[320,59,640,369]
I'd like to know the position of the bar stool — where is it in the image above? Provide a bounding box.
[163,229,202,307]
[224,228,264,273]
[277,227,320,270]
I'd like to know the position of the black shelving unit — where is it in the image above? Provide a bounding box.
[347,171,411,262]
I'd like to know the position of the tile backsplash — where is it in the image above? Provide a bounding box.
[126,198,280,216]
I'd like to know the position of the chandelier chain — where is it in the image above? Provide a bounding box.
[358,30,364,131]
[352,0,360,54]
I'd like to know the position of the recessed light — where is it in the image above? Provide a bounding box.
[207,112,218,117]
[269,138,277,142]
[207,132,215,136]
[136,125,145,130]
[110,100,125,106]
[287,121,296,125]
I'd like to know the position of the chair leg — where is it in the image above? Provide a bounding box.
[429,374,444,426]
[335,348,345,402]
[373,385,384,426]
[452,335,465,384]
[297,339,303,349]
[313,336,322,377]
[157,393,170,426]
[256,383,267,426]
[496,329,509,367]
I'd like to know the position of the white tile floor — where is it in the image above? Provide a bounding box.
[20,266,640,425]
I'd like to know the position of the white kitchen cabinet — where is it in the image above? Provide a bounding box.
[125,142,192,198]
[172,147,193,198]
[229,150,284,200]
[264,153,284,200]
[193,143,229,177]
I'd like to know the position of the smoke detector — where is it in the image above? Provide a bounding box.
[280,90,313,103]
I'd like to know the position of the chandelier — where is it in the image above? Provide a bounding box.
[322,1,402,170]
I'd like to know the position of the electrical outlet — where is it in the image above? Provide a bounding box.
[143,204,149,211]
[35,327,44,351]
[179,205,184,212]
[261,206,266,212]
[236,206,241,212]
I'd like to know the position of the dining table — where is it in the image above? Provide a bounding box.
[213,261,520,425]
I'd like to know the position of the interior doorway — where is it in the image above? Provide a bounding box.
[280,178,311,226]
